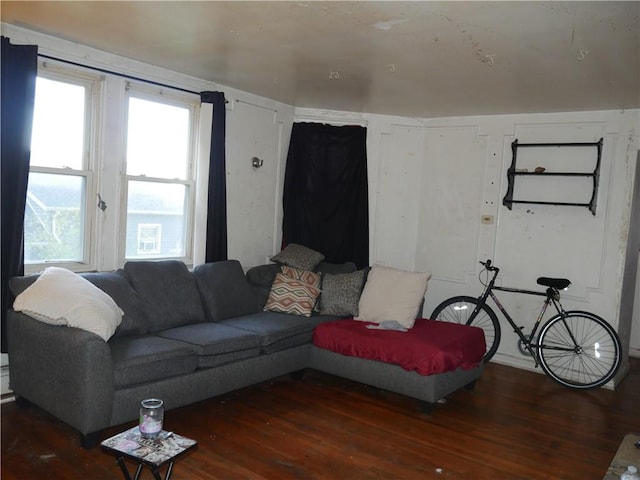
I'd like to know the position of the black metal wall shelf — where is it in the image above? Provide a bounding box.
[502,138,603,215]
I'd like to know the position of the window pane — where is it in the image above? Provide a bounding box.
[30,77,86,169]
[24,172,85,263]
[126,181,187,259]
[126,97,190,179]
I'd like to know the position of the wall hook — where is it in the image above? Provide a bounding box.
[252,157,264,168]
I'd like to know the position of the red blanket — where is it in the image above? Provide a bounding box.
[313,318,485,376]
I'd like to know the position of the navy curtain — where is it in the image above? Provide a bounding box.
[200,91,227,262]
[1,37,38,353]
[282,122,369,269]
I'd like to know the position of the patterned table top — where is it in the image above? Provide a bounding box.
[604,434,640,480]
[101,426,197,467]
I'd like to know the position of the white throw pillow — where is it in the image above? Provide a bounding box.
[355,265,431,329]
[13,267,123,341]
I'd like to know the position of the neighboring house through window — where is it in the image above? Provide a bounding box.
[137,224,161,255]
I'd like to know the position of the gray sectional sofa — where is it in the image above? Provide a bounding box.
[7,259,483,448]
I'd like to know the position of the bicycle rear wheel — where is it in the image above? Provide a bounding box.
[537,311,622,390]
[430,296,501,362]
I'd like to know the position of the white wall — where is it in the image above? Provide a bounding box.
[296,107,639,380]
[632,255,640,357]
[623,151,640,358]
[225,99,293,267]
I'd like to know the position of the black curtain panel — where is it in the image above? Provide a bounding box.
[1,37,38,352]
[283,122,369,269]
[200,91,228,263]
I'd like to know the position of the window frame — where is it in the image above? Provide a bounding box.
[24,63,100,274]
[120,84,199,265]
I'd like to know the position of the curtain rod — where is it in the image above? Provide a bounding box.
[38,53,200,96]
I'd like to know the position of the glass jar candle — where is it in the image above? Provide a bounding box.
[139,398,164,439]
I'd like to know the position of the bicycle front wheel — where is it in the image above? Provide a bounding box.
[430,296,501,362]
[537,311,622,390]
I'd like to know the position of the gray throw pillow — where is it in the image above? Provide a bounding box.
[269,244,325,271]
[320,269,367,317]
[314,261,357,275]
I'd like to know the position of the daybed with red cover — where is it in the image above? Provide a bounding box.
[309,318,485,410]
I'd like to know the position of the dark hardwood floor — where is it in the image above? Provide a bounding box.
[2,358,639,480]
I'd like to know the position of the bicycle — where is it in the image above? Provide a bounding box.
[430,260,622,390]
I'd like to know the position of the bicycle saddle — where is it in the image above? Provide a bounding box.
[537,277,571,290]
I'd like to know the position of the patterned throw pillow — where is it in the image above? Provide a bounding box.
[280,265,321,289]
[320,269,367,317]
[264,273,321,317]
[269,244,325,271]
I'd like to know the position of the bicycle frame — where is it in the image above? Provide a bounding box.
[472,265,569,366]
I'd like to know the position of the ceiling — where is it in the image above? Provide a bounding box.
[2,1,639,118]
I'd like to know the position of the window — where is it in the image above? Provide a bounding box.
[123,91,196,261]
[24,62,200,273]
[25,71,95,267]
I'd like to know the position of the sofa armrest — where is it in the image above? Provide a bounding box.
[7,311,115,435]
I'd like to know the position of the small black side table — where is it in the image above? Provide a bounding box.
[101,426,197,480]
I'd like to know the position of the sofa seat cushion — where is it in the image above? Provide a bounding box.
[259,314,343,352]
[193,260,261,321]
[157,323,262,356]
[110,336,198,388]
[157,323,264,368]
[124,260,206,332]
[218,312,315,353]
[313,318,485,376]
[195,348,262,369]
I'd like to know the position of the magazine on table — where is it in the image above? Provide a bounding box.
[101,427,197,465]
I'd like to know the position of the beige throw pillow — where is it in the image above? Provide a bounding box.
[355,265,431,329]
[13,267,123,341]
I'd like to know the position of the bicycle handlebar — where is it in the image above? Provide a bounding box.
[480,259,499,273]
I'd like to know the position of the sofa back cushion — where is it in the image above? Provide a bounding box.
[8,275,39,297]
[12,267,123,341]
[245,263,282,308]
[193,260,261,322]
[124,260,206,332]
[9,270,149,338]
[82,270,150,337]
